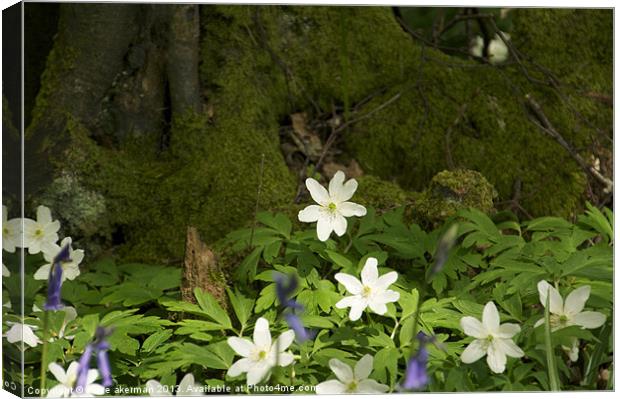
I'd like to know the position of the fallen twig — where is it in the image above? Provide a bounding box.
[525,94,613,193]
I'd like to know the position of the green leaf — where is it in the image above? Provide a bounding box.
[142,330,173,353]
[325,250,353,269]
[226,288,254,327]
[255,283,277,313]
[81,314,100,336]
[257,212,292,239]
[194,288,232,329]
[234,247,262,283]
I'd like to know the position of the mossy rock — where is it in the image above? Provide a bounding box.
[414,169,497,226]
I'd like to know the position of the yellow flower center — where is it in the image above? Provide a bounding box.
[2,227,8,236]
[34,228,43,237]
[346,380,358,392]
[258,350,267,360]
[362,286,372,298]
[486,334,494,343]
[327,202,337,212]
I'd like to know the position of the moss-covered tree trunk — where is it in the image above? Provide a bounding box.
[14,4,612,265]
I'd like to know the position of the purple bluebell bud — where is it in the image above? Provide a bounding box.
[76,326,114,391]
[284,313,316,343]
[429,224,459,279]
[274,273,303,310]
[44,244,71,311]
[402,346,429,390]
[75,344,93,392]
[96,346,113,387]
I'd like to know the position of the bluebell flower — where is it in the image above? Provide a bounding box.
[76,326,114,390]
[44,244,71,311]
[274,273,303,310]
[284,313,316,343]
[274,273,314,342]
[429,223,458,279]
[401,332,431,391]
[402,346,428,390]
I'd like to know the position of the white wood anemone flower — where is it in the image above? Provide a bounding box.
[469,32,511,64]
[47,361,105,397]
[22,205,61,255]
[4,322,41,348]
[34,237,85,282]
[460,301,524,374]
[335,257,400,321]
[315,354,389,394]
[146,373,203,396]
[535,280,606,331]
[2,205,21,253]
[227,317,295,385]
[535,281,606,361]
[298,171,366,241]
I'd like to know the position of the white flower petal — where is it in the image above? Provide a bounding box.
[482,302,500,334]
[375,272,398,291]
[328,171,346,200]
[37,206,53,224]
[178,374,196,395]
[227,358,253,377]
[65,362,80,382]
[537,280,563,315]
[335,295,361,309]
[86,369,99,385]
[564,285,591,316]
[360,257,379,286]
[146,380,166,396]
[328,358,354,383]
[348,302,366,321]
[332,178,358,203]
[375,289,399,304]
[246,362,271,385]
[34,264,52,280]
[46,384,69,398]
[227,337,254,357]
[534,318,544,328]
[334,273,362,295]
[367,300,387,315]
[298,205,322,223]
[316,217,333,242]
[356,379,389,394]
[63,266,81,281]
[495,338,524,358]
[23,324,42,347]
[315,380,347,394]
[338,202,367,217]
[305,178,330,206]
[572,311,606,329]
[277,352,294,367]
[460,339,486,364]
[48,363,67,383]
[354,354,373,380]
[275,330,295,352]
[85,383,106,396]
[497,323,521,338]
[460,317,486,339]
[333,214,347,237]
[253,318,272,349]
[486,342,507,373]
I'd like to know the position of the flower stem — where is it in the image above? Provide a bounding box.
[40,310,50,391]
[544,287,561,391]
[409,284,426,357]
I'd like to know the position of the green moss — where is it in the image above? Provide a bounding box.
[414,169,497,226]
[346,9,611,218]
[39,6,610,264]
[354,175,417,213]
